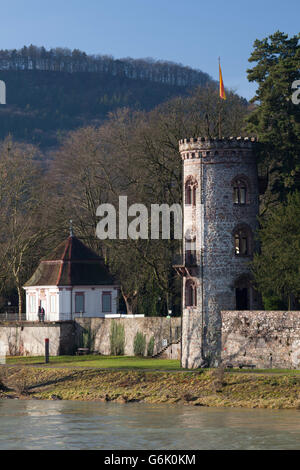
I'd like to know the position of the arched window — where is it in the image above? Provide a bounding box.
[232,177,248,204]
[185,280,197,307]
[233,225,252,256]
[185,178,198,206]
[186,184,192,205]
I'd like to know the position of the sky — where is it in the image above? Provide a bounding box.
[0,0,299,100]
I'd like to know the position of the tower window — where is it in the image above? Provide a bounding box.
[233,226,252,256]
[186,185,192,205]
[185,249,197,266]
[232,178,248,204]
[185,280,197,307]
[236,288,249,310]
[235,275,253,310]
[185,178,198,206]
[185,234,197,266]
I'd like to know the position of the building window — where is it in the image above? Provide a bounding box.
[29,295,36,314]
[75,292,84,313]
[185,178,198,206]
[185,280,197,307]
[232,178,248,204]
[102,292,112,313]
[50,295,56,313]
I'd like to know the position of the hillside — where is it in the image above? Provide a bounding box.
[0,46,214,148]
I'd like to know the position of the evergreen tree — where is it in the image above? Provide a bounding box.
[252,191,300,310]
[246,31,300,198]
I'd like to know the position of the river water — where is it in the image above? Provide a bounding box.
[0,399,300,450]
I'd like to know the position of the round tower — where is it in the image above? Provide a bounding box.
[177,137,260,368]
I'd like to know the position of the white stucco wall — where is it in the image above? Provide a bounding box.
[25,287,59,322]
[24,285,119,321]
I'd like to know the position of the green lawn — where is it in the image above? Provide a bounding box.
[6,355,182,370]
[5,355,300,374]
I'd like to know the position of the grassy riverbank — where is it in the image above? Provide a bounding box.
[1,356,300,409]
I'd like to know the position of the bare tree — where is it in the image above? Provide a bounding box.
[0,138,52,317]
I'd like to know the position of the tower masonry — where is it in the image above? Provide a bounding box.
[175,137,260,368]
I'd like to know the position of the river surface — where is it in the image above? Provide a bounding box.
[0,399,300,450]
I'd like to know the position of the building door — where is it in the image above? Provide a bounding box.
[236,288,248,310]
[41,299,47,320]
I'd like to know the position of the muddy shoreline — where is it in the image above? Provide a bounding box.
[1,366,300,409]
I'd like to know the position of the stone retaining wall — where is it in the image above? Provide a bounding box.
[221,311,300,369]
[5,311,300,368]
[0,317,182,358]
[0,322,75,356]
[74,317,182,357]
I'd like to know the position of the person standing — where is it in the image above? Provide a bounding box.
[41,306,45,322]
[37,305,42,322]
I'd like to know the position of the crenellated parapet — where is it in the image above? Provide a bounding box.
[179,137,257,159]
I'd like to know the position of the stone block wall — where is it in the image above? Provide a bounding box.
[0,317,182,358]
[221,311,300,369]
[2,312,300,369]
[0,322,75,356]
[74,317,181,357]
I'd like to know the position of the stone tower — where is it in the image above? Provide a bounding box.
[175,137,260,368]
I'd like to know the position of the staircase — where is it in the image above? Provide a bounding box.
[152,336,181,359]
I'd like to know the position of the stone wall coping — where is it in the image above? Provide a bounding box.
[75,316,180,322]
[0,321,73,327]
[103,314,145,318]
[73,314,145,319]
[221,310,300,316]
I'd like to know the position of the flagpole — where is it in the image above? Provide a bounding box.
[218,57,222,139]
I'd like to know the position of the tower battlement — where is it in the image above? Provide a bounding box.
[179,136,257,154]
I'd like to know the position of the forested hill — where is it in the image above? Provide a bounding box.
[0,45,213,148]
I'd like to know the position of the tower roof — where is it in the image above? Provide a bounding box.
[24,236,116,287]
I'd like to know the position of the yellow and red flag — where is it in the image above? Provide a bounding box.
[219,62,226,100]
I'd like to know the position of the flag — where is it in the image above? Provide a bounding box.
[219,62,226,100]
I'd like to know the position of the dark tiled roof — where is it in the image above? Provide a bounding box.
[46,236,101,262]
[24,236,116,287]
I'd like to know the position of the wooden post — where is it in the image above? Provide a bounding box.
[45,338,49,364]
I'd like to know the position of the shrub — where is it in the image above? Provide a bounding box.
[82,327,96,350]
[12,367,30,396]
[147,336,155,357]
[133,332,146,357]
[0,367,8,391]
[110,321,125,356]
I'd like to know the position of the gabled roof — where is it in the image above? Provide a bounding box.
[24,236,116,287]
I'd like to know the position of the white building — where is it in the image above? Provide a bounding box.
[23,235,120,322]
